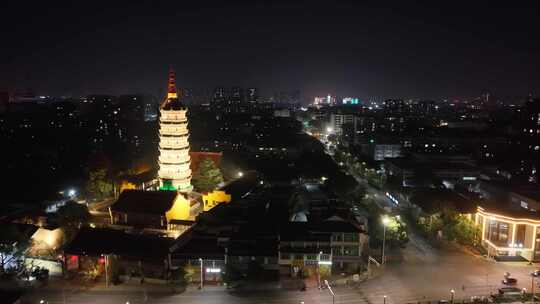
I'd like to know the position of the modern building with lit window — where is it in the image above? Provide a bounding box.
[475,205,540,261]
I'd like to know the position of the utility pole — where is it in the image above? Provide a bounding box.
[199,258,203,290]
[317,251,322,289]
[104,255,109,288]
[531,273,534,304]
[382,216,390,264]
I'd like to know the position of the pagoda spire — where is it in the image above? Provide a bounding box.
[167,67,178,99]
[158,68,193,193]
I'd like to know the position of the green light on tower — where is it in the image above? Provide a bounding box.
[160,180,177,191]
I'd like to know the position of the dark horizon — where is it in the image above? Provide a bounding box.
[1,2,540,100]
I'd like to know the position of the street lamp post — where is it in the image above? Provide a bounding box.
[199,258,203,290]
[383,295,387,304]
[104,254,109,288]
[381,216,391,264]
[531,274,534,304]
[450,289,455,304]
[317,251,322,289]
[324,280,335,304]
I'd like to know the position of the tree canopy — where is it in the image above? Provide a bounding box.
[86,168,113,200]
[192,157,224,193]
[56,201,90,228]
[0,225,32,273]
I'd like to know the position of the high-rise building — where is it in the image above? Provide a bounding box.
[230,87,244,103]
[247,88,258,103]
[313,94,336,106]
[329,113,354,134]
[524,97,540,137]
[158,69,193,192]
[0,91,9,113]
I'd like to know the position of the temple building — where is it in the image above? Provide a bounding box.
[158,69,193,192]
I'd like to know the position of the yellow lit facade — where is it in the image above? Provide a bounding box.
[165,193,192,222]
[202,190,231,211]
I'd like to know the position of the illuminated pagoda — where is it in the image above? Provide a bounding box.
[158,68,193,192]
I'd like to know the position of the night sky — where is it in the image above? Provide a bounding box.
[1,2,539,100]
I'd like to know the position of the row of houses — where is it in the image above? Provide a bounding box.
[59,176,368,284]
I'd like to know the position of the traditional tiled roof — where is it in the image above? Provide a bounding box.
[64,227,173,259]
[111,190,178,215]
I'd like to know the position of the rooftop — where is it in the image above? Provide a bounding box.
[478,204,540,222]
[386,157,479,172]
[481,179,540,202]
[220,171,260,200]
[0,222,38,244]
[279,220,362,241]
[170,235,224,260]
[65,227,173,259]
[409,188,476,214]
[161,98,186,111]
[111,189,179,215]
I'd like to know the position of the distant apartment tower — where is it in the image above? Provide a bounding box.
[524,97,540,136]
[0,91,8,113]
[158,68,193,192]
[247,88,258,103]
[330,113,354,134]
[314,94,336,106]
[362,143,402,161]
[342,97,359,105]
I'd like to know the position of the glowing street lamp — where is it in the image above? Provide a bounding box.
[381,216,391,264]
[450,289,455,304]
[237,171,244,178]
[326,127,333,134]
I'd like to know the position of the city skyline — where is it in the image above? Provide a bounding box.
[1,2,540,100]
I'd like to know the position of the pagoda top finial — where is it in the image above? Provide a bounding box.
[167,67,178,99]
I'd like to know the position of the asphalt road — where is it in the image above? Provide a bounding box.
[21,285,369,304]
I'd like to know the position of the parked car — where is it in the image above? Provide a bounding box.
[502,278,518,285]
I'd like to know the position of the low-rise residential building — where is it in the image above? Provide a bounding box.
[278,220,367,276]
[63,227,173,280]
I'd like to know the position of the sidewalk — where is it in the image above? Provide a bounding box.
[38,276,182,295]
